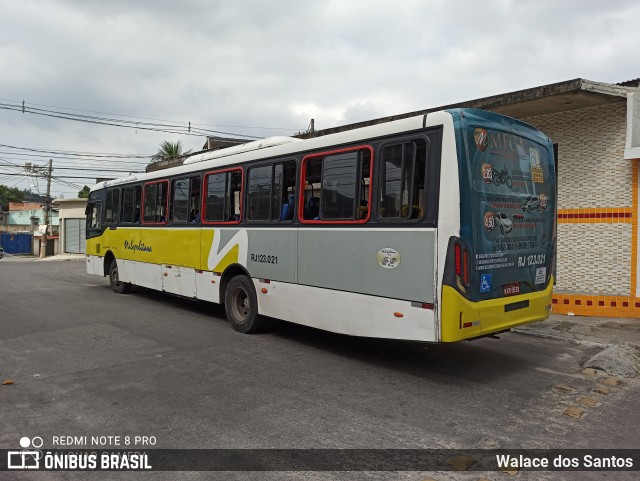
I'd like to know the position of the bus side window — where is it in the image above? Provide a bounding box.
[119,185,145,224]
[190,176,201,223]
[121,187,133,223]
[301,148,371,222]
[134,186,141,223]
[204,169,242,223]
[277,161,296,221]
[143,181,168,224]
[378,139,428,221]
[247,160,296,222]
[171,178,190,223]
[85,201,103,237]
[105,189,120,224]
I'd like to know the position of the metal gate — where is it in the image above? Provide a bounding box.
[0,233,32,254]
[64,218,86,254]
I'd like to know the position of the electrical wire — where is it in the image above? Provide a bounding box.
[0,142,154,159]
[0,172,115,180]
[0,101,264,139]
[0,161,142,174]
[0,152,150,165]
[0,97,303,132]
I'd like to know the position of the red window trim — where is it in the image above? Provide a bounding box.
[141,180,169,225]
[298,145,374,225]
[202,167,244,225]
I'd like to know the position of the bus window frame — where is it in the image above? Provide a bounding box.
[85,199,103,238]
[104,188,120,225]
[170,175,201,224]
[120,184,142,224]
[141,179,169,226]
[298,145,373,225]
[245,159,298,224]
[375,136,431,224]
[202,167,244,225]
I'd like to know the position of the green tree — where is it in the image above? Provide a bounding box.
[78,185,90,198]
[151,140,191,162]
[0,185,24,209]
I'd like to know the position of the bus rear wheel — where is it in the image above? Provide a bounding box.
[109,259,131,294]
[224,275,263,333]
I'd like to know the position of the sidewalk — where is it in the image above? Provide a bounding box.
[514,314,640,378]
[1,253,85,262]
[513,314,640,347]
[36,253,85,262]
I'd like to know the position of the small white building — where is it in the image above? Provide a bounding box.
[55,198,88,254]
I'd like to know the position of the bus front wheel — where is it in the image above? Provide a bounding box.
[109,259,131,294]
[224,275,263,333]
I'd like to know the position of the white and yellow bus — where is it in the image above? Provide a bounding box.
[85,108,556,342]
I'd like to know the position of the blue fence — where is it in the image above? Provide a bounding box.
[1,233,32,254]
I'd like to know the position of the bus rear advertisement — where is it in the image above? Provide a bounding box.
[440,109,555,341]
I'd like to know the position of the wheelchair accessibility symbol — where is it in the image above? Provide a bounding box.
[480,274,492,293]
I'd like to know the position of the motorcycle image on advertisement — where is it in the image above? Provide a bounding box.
[492,166,512,189]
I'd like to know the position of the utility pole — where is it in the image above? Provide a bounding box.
[40,159,53,258]
[25,159,53,258]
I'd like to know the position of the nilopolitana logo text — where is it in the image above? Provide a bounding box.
[124,240,153,253]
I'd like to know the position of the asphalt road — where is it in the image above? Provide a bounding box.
[0,260,638,481]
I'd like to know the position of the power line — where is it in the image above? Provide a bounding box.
[0,160,140,173]
[0,96,303,132]
[0,101,264,139]
[0,172,118,180]
[45,167,141,173]
[0,152,150,165]
[0,142,154,159]
[0,157,148,169]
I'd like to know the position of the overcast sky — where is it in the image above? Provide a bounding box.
[1,0,638,197]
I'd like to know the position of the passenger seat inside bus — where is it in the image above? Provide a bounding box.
[280,194,295,220]
[304,196,320,220]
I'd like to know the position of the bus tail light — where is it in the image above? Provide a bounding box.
[463,249,469,285]
[445,237,471,296]
[454,242,470,286]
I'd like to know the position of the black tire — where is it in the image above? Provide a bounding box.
[109,259,131,294]
[506,176,513,189]
[224,275,263,333]
[500,225,504,235]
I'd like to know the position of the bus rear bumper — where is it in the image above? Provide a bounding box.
[440,278,553,342]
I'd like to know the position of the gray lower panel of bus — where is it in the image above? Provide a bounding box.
[246,229,436,303]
